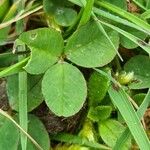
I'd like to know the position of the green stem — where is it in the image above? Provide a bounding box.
[16,0,28,150]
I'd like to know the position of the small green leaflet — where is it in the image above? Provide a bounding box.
[19,28,64,74]
[42,62,87,117]
[65,21,119,68]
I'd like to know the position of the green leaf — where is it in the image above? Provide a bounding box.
[94,68,150,149]
[146,0,150,9]
[114,89,150,149]
[0,115,20,150]
[51,133,110,150]
[96,19,150,55]
[19,28,64,74]
[88,71,110,106]
[43,0,77,26]
[88,106,112,122]
[65,21,119,68]
[0,0,10,21]
[124,55,150,89]
[69,1,148,35]
[120,26,147,49]
[108,85,150,150]
[43,0,67,15]
[21,115,50,150]
[93,7,148,34]
[42,62,87,117]
[96,1,150,34]
[99,119,131,149]
[54,7,77,26]
[0,114,50,150]
[6,74,43,112]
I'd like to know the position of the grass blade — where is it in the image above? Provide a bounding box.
[0,5,43,30]
[16,1,28,149]
[95,19,150,55]
[0,57,29,78]
[137,89,150,118]
[92,14,123,61]
[93,7,149,35]
[94,68,150,149]
[141,9,150,19]
[114,89,150,149]
[72,0,123,61]
[108,86,150,150]
[18,64,28,150]
[113,128,131,150]
[69,0,150,35]
[96,1,150,33]
[78,0,94,27]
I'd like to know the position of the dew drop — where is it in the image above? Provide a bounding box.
[30,32,37,40]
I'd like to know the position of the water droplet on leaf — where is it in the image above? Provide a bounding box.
[30,32,37,40]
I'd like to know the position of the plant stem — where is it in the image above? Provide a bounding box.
[16,0,28,150]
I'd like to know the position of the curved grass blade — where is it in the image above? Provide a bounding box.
[0,57,29,78]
